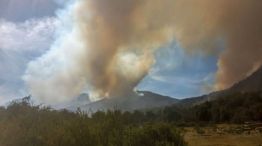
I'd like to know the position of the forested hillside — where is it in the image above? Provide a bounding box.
[162,92,262,124]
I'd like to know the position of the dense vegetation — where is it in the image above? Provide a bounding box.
[161,92,262,124]
[0,97,186,146]
[192,92,262,123]
[0,92,261,146]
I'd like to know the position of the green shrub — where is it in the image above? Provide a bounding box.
[0,97,187,146]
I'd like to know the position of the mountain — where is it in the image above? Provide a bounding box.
[76,91,178,112]
[69,66,262,111]
[66,93,91,110]
[179,65,262,106]
[226,65,262,93]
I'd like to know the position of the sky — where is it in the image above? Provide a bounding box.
[0,0,220,104]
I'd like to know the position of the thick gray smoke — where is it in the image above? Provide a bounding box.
[24,0,262,103]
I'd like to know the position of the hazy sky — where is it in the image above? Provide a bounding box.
[0,0,219,103]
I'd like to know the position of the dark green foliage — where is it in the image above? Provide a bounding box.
[193,92,262,123]
[194,126,205,135]
[0,96,186,146]
[160,92,262,124]
[124,123,185,146]
[195,102,212,122]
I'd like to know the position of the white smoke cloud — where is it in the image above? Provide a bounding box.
[0,17,57,103]
[23,2,89,103]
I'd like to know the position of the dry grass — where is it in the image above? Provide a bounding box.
[183,125,262,146]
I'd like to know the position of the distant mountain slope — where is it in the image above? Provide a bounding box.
[227,65,262,93]
[69,66,262,110]
[179,65,262,106]
[66,93,90,110]
[76,91,178,111]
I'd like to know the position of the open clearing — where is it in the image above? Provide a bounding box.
[183,124,262,146]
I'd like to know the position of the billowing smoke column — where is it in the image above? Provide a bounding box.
[24,0,174,103]
[211,1,262,90]
[24,0,262,103]
[73,0,174,98]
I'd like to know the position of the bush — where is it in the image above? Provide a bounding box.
[124,123,186,146]
[0,97,187,146]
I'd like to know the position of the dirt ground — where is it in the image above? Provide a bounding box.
[183,124,262,146]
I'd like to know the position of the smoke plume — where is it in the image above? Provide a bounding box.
[24,0,262,103]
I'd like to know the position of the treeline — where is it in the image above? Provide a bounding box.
[109,92,262,125]
[159,92,262,124]
[100,92,262,125]
[0,97,186,146]
[192,92,262,123]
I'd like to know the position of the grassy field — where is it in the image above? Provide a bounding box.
[183,124,262,146]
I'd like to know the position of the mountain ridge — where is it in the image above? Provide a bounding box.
[179,65,262,106]
[72,91,178,111]
[68,66,262,111]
